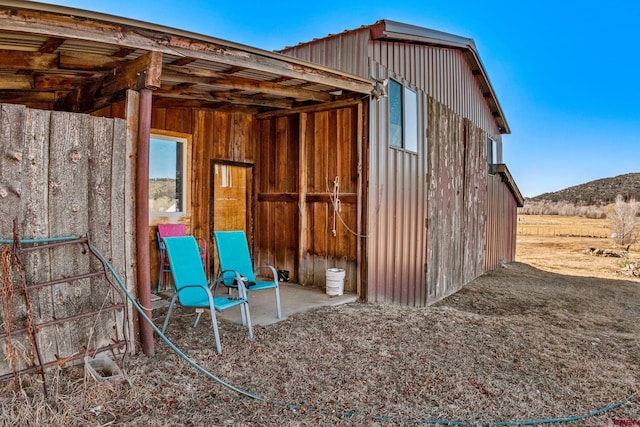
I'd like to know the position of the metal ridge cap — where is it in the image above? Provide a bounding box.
[375,19,477,51]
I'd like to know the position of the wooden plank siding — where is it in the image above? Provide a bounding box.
[96,100,364,293]
[255,106,361,292]
[0,104,134,378]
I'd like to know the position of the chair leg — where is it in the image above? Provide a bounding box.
[274,286,282,319]
[157,255,164,292]
[210,310,222,354]
[243,301,254,340]
[193,311,203,328]
[161,294,178,334]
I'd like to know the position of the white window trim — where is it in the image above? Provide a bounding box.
[388,78,419,154]
[149,129,192,219]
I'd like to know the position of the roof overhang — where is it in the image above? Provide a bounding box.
[370,20,510,134]
[490,164,524,207]
[0,1,373,113]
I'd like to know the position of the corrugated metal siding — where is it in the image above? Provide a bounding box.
[281,30,370,78]
[485,173,518,270]
[366,61,427,306]
[370,40,500,140]
[284,27,506,305]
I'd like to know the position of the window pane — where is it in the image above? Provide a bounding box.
[403,87,418,152]
[149,137,184,214]
[388,79,403,148]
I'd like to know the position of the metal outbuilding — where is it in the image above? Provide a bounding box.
[281,20,523,305]
[0,2,522,377]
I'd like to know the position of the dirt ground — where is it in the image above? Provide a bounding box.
[2,216,640,426]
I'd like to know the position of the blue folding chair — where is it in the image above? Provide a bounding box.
[161,236,253,354]
[214,231,282,319]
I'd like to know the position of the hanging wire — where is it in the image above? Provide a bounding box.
[326,175,383,238]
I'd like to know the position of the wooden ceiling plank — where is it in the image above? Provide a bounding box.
[59,51,124,71]
[0,75,33,90]
[155,86,294,109]
[162,66,333,101]
[0,50,58,70]
[0,7,372,94]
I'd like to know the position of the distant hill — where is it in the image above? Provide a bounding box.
[530,173,640,206]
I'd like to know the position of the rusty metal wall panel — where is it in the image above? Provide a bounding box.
[370,40,501,141]
[284,30,508,305]
[365,61,428,306]
[485,173,518,270]
[281,29,370,79]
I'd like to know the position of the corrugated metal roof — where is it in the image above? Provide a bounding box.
[281,19,510,134]
[0,1,373,112]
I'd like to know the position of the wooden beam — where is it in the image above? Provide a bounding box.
[154,85,295,109]
[112,47,135,58]
[98,50,163,98]
[0,75,33,90]
[34,74,90,90]
[170,56,196,66]
[39,36,65,53]
[0,7,372,94]
[59,51,125,71]
[255,98,363,119]
[0,50,58,70]
[162,65,333,102]
[0,90,56,104]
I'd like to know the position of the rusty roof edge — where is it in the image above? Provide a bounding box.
[373,19,510,135]
[2,0,374,93]
[490,163,524,207]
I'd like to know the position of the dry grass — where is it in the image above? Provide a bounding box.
[2,215,640,426]
[517,215,640,280]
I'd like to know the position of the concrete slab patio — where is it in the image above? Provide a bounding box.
[151,282,358,327]
[217,282,358,326]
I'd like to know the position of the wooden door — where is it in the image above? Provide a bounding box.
[210,162,252,274]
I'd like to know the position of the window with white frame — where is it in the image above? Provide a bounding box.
[487,137,500,165]
[149,133,188,217]
[388,78,418,152]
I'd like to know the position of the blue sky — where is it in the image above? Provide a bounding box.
[46,0,639,197]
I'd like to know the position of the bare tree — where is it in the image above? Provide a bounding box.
[607,195,639,246]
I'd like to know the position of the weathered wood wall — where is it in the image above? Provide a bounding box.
[150,108,255,282]
[97,100,362,293]
[427,99,487,303]
[425,101,487,303]
[0,104,135,378]
[255,106,360,291]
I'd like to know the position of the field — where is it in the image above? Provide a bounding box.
[516,214,640,279]
[1,215,639,426]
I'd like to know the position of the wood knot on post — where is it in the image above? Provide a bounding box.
[6,150,23,162]
[70,150,82,163]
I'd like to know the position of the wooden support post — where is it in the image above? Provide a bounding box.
[298,113,308,283]
[136,88,154,356]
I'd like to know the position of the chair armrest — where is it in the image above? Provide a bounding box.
[176,283,214,300]
[255,265,278,283]
[213,269,249,297]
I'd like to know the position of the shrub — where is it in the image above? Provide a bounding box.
[607,195,639,246]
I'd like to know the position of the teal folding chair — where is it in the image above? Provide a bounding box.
[214,231,282,319]
[161,236,252,354]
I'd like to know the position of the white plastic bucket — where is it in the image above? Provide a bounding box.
[325,268,346,296]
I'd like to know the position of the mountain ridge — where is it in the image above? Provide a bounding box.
[529,173,640,205]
